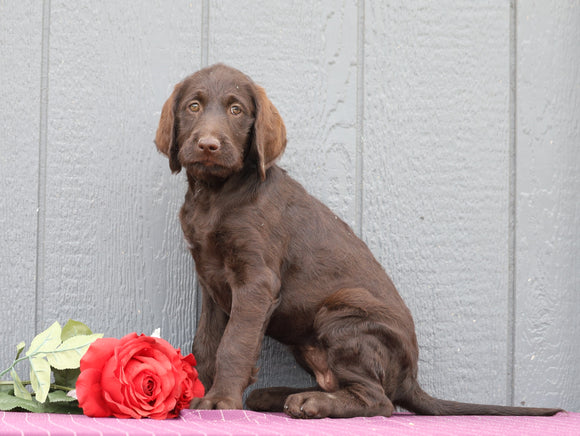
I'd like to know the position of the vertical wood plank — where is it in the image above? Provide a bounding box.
[0,1,42,368]
[363,1,512,404]
[40,1,202,352]
[209,0,359,225]
[514,0,580,411]
[207,0,359,391]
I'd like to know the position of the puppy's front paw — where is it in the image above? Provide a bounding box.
[190,394,242,410]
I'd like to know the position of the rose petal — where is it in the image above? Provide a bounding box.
[79,337,120,372]
[76,368,112,417]
[192,378,205,399]
[128,368,159,403]
[182,353,197,367]
[114,333,145,373]
[103,389,140,419]
[125,355,174,406]
[101,354,125,405]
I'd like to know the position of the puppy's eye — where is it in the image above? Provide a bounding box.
[189,102,201,112]
[230,105,242,115]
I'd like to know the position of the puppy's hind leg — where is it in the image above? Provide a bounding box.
[245,344,326,412]
[246,386,320,412]
[282,342,394,418]
[283,288,411,419]
[284,385,394,419]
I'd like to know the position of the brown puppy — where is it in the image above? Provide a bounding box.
[155,63,562,418]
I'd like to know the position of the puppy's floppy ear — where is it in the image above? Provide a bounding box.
[253,85,287,181]
[155,82,182,173]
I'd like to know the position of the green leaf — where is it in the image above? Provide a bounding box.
[53,367,81,390]
[61,320,93,342]
[47,390,77,403]
[46,333,103,370]
[0,383,13,393]
[16,341,26,359]
[26,321,62,357]
[29,357,51,403]
[0,391,39,412]
[10,369,31,401]
[0,391,83,414]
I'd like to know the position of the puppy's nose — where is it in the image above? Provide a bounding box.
[198,137,220,152]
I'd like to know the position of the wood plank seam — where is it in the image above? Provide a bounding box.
[355,0,365,238]
[507,0,518,408]
[35,0,51,336]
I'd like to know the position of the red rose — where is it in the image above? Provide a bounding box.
[76,333,204,419]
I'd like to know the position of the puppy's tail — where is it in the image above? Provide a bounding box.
[398,383,563,416]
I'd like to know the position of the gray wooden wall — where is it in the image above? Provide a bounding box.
[1,0,578,412]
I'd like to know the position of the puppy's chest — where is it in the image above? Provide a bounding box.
[180,199,233,301]
[182,207,223,269]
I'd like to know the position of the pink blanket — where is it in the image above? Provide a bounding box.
[1,410,577,435]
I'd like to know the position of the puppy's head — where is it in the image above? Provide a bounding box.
[155,64,286,183]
